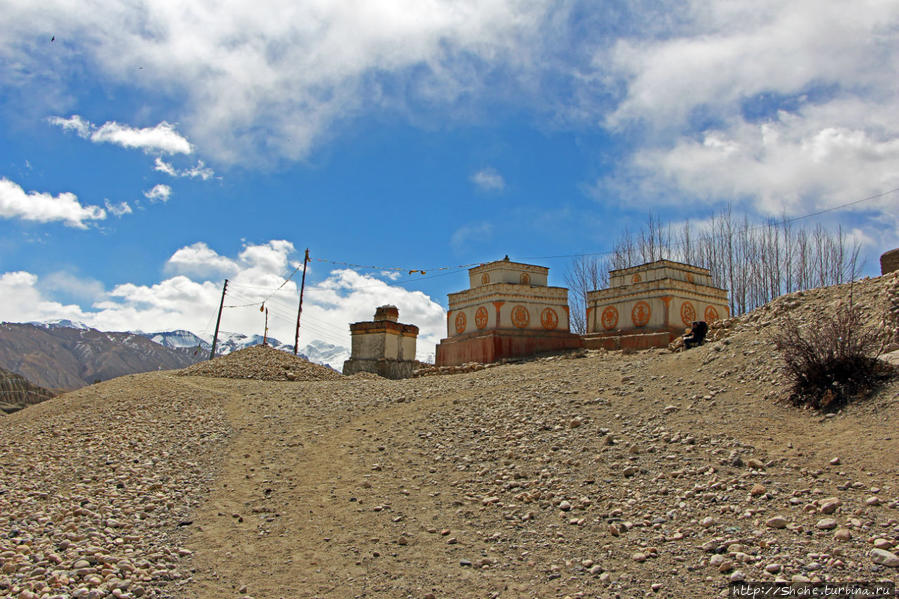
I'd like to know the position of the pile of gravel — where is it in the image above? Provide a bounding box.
[349,371,384,379]
[178,345,343,381]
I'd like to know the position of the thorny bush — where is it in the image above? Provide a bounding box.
[771,302,894,412]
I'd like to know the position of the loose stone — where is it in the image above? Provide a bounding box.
[816,518,837,530]
[870,549,899,567]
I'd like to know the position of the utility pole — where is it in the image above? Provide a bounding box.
[210,279,228,360]
[294,248,310,355]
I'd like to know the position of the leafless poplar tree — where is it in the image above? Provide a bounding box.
[566,209,862,321]
[564,255,608,334]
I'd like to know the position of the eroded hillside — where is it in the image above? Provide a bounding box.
[0,366,55,416]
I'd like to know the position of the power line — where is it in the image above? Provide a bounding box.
[222,298,349,342]
[783,185,899,223]
[204,184,899,344]
[314,257,481,274]
[227,282,298,292]
[521,185,899,262]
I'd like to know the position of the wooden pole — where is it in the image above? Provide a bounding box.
[294,248,310,355]
[263,307,269,346]
[210,279,228,360]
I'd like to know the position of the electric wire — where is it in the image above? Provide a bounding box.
[521,186,899,262]
[206,184,899,346]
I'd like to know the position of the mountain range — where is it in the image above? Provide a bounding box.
[0,321,350,391]
[144,330,350,369]
[0,321,205,390]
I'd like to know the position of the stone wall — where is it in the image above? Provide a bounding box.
[342,358,417,379]
[344,308,419,379]
[881,249,899,275]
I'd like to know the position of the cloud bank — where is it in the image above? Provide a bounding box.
[596,0,899,221]
[0,240,447,361]
[7,1,550,164]
[3,1,897,239]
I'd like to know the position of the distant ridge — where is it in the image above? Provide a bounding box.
[28,319,92,330]
[0,322,205,390]
[141,329,350,370]
[0,321,351,389]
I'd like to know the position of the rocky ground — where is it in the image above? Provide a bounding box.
[178,345,342,382]
[1,273,898,599]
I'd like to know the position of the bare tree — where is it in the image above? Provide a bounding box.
[564,255,608,334]
[570,209,862,321]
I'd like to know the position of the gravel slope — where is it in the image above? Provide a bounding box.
[1,273,897,599]
[178,345,342,382]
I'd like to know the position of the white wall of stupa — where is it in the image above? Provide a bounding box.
[447,258,570,337]
[585,260,729,337]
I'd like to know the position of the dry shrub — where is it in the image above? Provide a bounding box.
[771,303,894,411]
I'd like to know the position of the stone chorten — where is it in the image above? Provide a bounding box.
[342,305,419,379]
[435,256,582,366]
[584,259,729,350]
[882,248,899,275]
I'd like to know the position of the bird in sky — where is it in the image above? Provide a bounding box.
[51,36,55,42]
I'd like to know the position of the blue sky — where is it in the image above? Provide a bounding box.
[2,0,898,360]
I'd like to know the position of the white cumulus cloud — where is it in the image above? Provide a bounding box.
[104,199,132,217]
[154,158,214,180]
[165,242,240,280]
[471,167,506,192]
[0,271,88,323]
[50,115,193,155]
[39,271,106,303]
[143,184,172,203]
[0,177,105,228]
[595,0,899,227]
[49,114,92,137]
[0,240,447,363]
[8,1,552,163]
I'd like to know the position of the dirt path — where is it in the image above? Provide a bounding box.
[179,348,899,599]
[182,375,525,598]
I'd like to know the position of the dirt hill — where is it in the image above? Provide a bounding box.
[178,344,343,382]
[1,273,897,599]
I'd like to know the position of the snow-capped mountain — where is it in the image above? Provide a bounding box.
[0,322,205,390]
[301,339,351,370]
[13,321,350,381]
[144,330,210,351]
[168,330,349,370]
[27,319,91,330]
[207,331,294,356]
